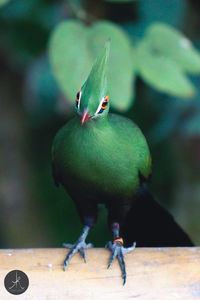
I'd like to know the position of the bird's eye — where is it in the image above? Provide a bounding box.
[75,91,81,110]
[97,96,109,114]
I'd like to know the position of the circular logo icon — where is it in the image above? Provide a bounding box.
[4,270,29,295]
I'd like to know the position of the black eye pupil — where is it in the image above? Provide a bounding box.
[75,91,81,109]
[76,92,80,100]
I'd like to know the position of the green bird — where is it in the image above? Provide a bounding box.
[52,42,152,284]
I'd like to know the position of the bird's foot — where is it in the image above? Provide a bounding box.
[106,238,136,285]
[62,225,92,270]
[63,240,93,270]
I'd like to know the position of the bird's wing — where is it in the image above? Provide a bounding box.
[138,149,152,183]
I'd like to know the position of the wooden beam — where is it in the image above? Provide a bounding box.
[0,247,200,299]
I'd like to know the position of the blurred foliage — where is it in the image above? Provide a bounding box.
[105,0,137,3]
[150,75,200,143]
[49,20,134,111]
[136,23,200,98]
[0,0,200,247]
[49,18,200,111]
[136,39,195,98]
[0,0,61,66]
[0,0,9,7]
[23,56,60,125]
[146,23,200,74]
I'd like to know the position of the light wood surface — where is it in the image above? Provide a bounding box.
[0,247,200,299]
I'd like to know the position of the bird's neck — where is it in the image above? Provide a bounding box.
[94,114,109,127]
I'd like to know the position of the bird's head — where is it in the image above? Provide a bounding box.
[75,41,110,125]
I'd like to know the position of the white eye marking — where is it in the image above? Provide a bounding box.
[95,96,109,115]
[75,90,82,111]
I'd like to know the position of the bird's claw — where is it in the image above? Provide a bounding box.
[106,241,136,285]
[63,240,93,270]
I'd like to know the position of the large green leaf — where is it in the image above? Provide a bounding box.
[49,20,134,111]
[136,41,195,98]
[146,23,200,74]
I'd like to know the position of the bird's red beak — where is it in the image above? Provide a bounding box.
[81,110,91,125]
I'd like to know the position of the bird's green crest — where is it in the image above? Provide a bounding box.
[75,41,110,122]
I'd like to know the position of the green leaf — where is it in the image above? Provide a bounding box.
[136,41,196,98]
[146,23,200,74]
[49,20,134,111]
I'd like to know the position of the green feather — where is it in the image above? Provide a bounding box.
[79,40,110,117]
[53,114,151,199]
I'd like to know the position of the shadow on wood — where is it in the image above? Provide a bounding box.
[0,248,199,299]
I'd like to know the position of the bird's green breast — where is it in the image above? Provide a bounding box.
[53,114,151,200]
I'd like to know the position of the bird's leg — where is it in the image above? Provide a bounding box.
[106,222,136,285]
[63,225,93,270]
